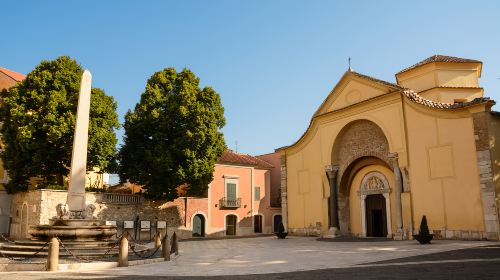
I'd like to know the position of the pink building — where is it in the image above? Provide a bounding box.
[107,150,282,238]
[185,150,282,237]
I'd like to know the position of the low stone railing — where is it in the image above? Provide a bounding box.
[100,193,142,204]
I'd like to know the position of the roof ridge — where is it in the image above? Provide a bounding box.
[396,55,482,75]
[0,67,26,82]
[350,71,404,90]
[218,149,274,168]
[401,88,492,109]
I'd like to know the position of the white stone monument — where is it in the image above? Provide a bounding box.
[66,70,92,217]
[29,70,116,241]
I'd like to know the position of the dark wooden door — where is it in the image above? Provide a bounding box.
[365,194,387,237]
[254,215,262,233]
[226,215,237,236]
[192,214,205,237]
[273,215,282,233]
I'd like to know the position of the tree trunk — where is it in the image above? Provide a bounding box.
[56,174,64,186]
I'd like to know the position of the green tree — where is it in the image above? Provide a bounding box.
[119,68,226,200]
[0,56,120,193]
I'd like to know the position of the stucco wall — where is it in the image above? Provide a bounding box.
[283,70,494,240]
[209,164,280,236]
[284,91,406,236]
[256,152,282,208]
[404,101,485,237]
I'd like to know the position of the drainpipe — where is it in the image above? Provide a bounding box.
[251,166,254,232]
[184,197,187,227]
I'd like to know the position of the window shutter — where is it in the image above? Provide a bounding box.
[254,187,261,201]
[227,183,237,200]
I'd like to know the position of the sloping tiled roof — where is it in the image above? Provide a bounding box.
[401,88,491,109]
[350,71,404,90]
[352,71,492,110]
[0,67,26,82]
[276,70,493,152]
[218,150,274,169]
[396,55,482,75]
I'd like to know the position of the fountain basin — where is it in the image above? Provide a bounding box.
[29,219,117,241]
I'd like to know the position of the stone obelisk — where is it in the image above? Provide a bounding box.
[66,70,92,216]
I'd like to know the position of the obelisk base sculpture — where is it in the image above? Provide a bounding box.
[29,70,116,241]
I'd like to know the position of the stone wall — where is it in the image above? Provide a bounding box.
[280,155,288,231]
[8,189,207,240]
[473,111,500,240]
[332,120,390,176]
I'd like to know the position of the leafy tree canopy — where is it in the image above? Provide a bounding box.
[119,68,226,200]
[0,56,120,193]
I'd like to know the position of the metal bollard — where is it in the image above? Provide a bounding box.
[154,232,162,250]
[162,234,170,261]
[171,232,179,256]
[118,231,129,267]
[46,236,59,271]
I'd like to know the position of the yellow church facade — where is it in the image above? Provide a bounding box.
[277,55,500,240]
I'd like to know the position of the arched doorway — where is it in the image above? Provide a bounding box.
[330,120,393,236]
[365,194,387,237]
[358,171,392,237]
[192,214,205,237]
[226,214,237,236]
[273,214,282,233]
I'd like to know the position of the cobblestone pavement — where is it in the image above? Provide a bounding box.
[1,236,499,279]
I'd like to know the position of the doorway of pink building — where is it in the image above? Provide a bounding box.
[192,214,205,237]
[226,215,237,236]
[254,215,262,233]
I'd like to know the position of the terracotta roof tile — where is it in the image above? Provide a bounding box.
[0,67,26,82]
[218,150,274,169]
[396,55,481,75]
[350,71,404,90]
[276,70,494,152]
[351,71,491,110]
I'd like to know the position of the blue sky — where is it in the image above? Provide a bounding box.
[2,0,500,156]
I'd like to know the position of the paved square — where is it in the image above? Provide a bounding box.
[24,236,497,277]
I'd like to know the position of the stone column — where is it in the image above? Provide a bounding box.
[360,194,367,237]
[325,165,340,236]
[382,192,393,237]
[388,153,404,239]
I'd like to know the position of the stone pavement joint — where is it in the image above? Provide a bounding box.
[27,236,497,277]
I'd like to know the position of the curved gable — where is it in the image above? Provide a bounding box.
[314,71,401,117]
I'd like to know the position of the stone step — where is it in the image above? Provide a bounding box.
[0,240,153,258]
[15,240,117,247]
[0,249,120,258]
[0,244,117,252]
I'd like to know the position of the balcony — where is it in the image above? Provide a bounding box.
[219,197,241,209]
[99,193,142,204]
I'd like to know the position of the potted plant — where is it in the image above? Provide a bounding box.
[275,222,288,239]
[413,215,433,244]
